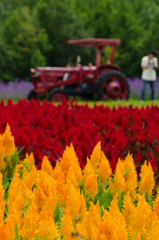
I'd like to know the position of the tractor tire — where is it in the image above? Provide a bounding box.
[27,89,37,100]
[47,88,69,103]
[95,70,130,101]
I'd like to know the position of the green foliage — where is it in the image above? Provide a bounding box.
[54,202,63,224]
[0,0,159,80]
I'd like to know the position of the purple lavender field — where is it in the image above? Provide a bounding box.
[0,78,159,101]
[0,80,34,101]
[128,77,159,100]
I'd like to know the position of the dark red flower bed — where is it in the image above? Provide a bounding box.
[0,99,159,177]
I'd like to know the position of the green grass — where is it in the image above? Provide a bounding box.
[2,97,159,108]
[76,98,159,108]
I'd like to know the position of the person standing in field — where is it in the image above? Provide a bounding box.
[140,49,158,102]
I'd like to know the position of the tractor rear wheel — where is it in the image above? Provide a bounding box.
[27,89,37,100]
[48,88,69,102]
[95,70,130,100]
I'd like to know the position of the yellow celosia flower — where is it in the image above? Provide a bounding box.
[66,181,86,223]
[23,152,35,171]
[136,233,142,240]
[22,165,37,191]
[60,207,74,240]
[75,202,101,240]
[41,155,53,177]
[84,174,98,199]
[122,192,136,226]
[35,218,60,240]
[147,216,159,240]
[98,209,117,239]
[53,144,82,186]
[7,169,24,214]
[0,124,16,173]
[1,123,16,157]
[20,202,39,239]
[139,161,155,198]
[109,159,126,196]
[66,166,78,189]
[0,173,5,225]
[124,153,138,201]
[33,170,57,212]
[98,151,112,184]
[109,154,137,201]
[56,172,67,204]
[128,194,152,239]
[0,220,13,240]
[83,158,94,183]
[153,194,159,220]
[52,159,63,180]
[90,141,101,172]
[39,193,57,221]
[108,195,128,240]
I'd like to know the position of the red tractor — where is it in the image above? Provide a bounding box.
[28,38,130,102]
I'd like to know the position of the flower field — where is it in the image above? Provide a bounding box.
[0,99,159,177]
[0,123,159,239]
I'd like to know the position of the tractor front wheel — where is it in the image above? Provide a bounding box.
[95,70,130,100]
[48,88,69,103]
[27,89,37,100]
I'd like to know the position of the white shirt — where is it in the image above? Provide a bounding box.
[141,56,158,81]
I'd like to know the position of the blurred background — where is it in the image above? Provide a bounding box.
[0,0,159,100]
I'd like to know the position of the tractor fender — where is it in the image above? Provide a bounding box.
[97,64,122,72]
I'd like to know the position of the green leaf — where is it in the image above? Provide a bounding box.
[14,223,19,240]
[54,202,62,223]
[123,168,133,177]
[10,150,19,169]
[99,189,113,210]
[117,191,125,212]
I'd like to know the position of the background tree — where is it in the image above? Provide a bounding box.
[0,0,159,81]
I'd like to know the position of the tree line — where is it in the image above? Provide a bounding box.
[0,0,159,82]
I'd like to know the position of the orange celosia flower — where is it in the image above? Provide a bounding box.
[7,169,24,214]
[128,194,152,239]
[56,172,67,204]
[124,153,138,201]
[52,159,63,180]
[108,195,128,240]
[35,218,60,240]
[39,193,57,221]
[20,202,39,239]
[109,154,137,201]
[53,144,82,186]
[109,159,126,196]
[66,166,79,189]
[90,141,101,173]
[122,192,136,226]
[83,158,94,183]
[98,209,117,239]
[41,155,54,178]
[76,202,101,240]
[139,161,155,198]
[0,220,13,240]
[0,124,16,173]
[98,151,112,184]
[84,174,98,199]
[60,207,74,240]
[22,165,37,191]
[23,152,35,171]
[147,216,159,240]
[153,194,159,220]
[66,181,86,223]
[0,173,5,225]
[1,123,16,157]
[33,170,57,213]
